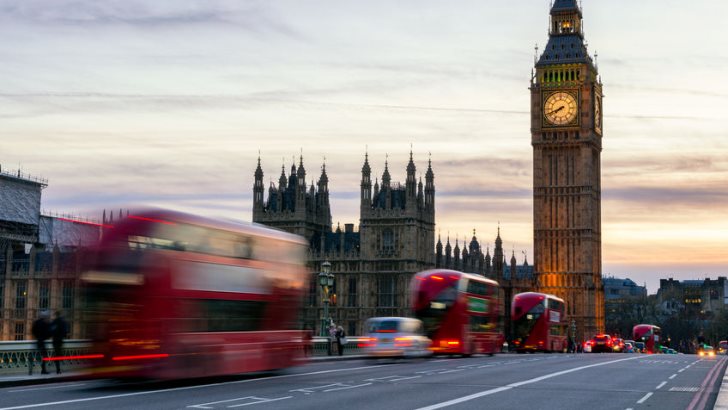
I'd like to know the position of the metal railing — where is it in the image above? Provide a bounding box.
[0,340,93,375]
[0,338,366,376]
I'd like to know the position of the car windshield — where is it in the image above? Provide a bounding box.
[595,335,609,341]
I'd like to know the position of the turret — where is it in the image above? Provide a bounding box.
[382,159,391,209]
[253,155,265,214]
[425,155,435,218]
[296,155,307,213]
[435,234,443,268]
[445,235,452,268]
[318,162,332,228]
[361,152,372,211]
[406,150,417,210]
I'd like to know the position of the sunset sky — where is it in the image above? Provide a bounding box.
[1,0,727,292]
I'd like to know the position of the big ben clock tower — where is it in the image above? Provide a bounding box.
[531,0,605,339]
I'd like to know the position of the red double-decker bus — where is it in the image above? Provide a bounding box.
[511,292,567,353]
[411,269,503,356]
[81,209,309,379]
[633,324,662,354]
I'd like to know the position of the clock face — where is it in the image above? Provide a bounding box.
[544,92,578,126]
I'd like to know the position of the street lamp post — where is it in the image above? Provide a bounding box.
[318,261,333,338]
[570,319,577,352]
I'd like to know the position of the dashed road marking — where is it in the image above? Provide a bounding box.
[323,383,372,392]
[637,392,653,404]
[669,374,677,379]
[188,396,292,409]
[656,381,667,390]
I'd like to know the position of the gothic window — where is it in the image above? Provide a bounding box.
[38,280,50,309]
[15,280,27,310]
[62,280,75,309]
[14,322,25,341]
[382,229,394,253]
[378,276,396,307]
[347,277,358,307]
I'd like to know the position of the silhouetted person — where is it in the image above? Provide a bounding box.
[31,311,51,375]
[335,325,346,356]
[51,311,69,374]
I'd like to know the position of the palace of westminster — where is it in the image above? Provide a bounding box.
[1,0,621,341]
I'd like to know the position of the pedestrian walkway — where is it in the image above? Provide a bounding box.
[714,370,728,409]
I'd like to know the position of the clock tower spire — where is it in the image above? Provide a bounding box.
[531,0,605,341]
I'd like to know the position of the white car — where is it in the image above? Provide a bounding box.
[362,317,432,359]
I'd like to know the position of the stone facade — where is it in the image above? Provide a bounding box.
[530,0,605,340]
[0,167,97,340]
[253,152,435,336]
[656,277,728,319]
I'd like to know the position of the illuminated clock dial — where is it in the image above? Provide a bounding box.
[544,92,578,126]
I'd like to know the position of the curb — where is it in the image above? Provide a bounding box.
[0,374,87,388]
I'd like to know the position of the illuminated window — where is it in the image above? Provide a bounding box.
[15,280,27,309]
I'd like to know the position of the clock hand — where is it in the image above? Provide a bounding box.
[546,106,565,116]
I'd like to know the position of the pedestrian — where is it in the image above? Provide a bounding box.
[328,323,337,355]
[30,311,51,375]
[303,325,313,357]
[50,311,69,374]
[335,325,346,356]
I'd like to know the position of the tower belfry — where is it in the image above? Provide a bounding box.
[531,0,605,339]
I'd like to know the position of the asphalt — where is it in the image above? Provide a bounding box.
[0,354,368,388]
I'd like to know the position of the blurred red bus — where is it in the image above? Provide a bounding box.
[511,292,568,353]
[633,324,662,354]
[412,270,503,356]
[80,209,308,379]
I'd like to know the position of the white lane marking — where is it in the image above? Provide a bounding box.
[9,383,86,393]
[626,408,634,410]
[669,374,677,379]
[415,355,642,410]
[477,365,495,369]
[438,369,464,374]
[637,392,653,404]
[678,369,685,373]
[388,375,421,382]
[656,381,667,389]
[189,396,292,409]
[669,387,700,392]
[323,382,372,392]
[0,365,388,410]
[227,396,292,408]
[289,383,343,394]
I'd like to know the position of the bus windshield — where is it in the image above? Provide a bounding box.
[414,285,458,339]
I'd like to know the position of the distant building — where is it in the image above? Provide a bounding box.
[0,166,101,340]
[656,277,728,319]
[603,277,648,337]
[603,277,647,300]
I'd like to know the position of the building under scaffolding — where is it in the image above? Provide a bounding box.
[1,167,100,340]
